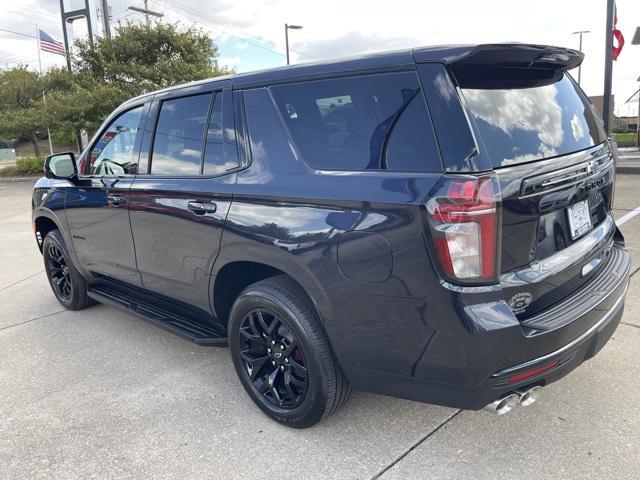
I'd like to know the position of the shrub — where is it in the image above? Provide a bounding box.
[16,157,44,174]
[0,156,44,177]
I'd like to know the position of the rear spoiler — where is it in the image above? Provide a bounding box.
[413,43,583,72]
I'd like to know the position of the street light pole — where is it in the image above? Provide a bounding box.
[284,23,303,65]
[602,0,615,135]
[633,28,640,148]
[571,30,590,85]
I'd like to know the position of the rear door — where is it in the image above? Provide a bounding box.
[128,83,238,313]
[418,51,614,319]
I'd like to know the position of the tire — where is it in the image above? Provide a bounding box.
[42,229,94,311]
[228,275,351,428]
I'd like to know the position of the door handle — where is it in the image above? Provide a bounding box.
[187,200,217,215]
[108,194,127,207]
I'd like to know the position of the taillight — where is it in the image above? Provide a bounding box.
[426,175,500,284]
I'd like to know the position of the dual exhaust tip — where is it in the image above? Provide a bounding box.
[484,386,542,415]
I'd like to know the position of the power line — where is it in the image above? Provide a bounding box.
[166,1,312,60]
[0,8,59,26]
[0,27,37,39]
[0,55,39,67]
[0,53,35,63]
[4,6,58,20]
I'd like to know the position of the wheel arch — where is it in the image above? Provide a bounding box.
[33,212,63,253]
[211,259,333,330]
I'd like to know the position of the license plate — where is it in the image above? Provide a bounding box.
[567,200,592,240]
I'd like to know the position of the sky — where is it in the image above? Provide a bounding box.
[1,0,639,117]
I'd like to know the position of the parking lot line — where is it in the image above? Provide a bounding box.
[616,206,640,226]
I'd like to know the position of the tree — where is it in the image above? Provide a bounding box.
[73,22,223,94]
[1,22,229,148]
[46,22,229,138]
[0,67,47,157]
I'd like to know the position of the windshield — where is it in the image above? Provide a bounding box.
[461,73,606,168]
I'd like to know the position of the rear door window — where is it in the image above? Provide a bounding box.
[150,93,212,175]
[271,72,442,172]
[460,73,606,167]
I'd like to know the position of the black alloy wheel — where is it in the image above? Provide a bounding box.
[42,229,94,310]
[46,243,72,302]
[229,275,351,428]
[239,308,308,409]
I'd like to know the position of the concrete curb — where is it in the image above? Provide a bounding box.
[616,167,640,175]
[0,176,39,183]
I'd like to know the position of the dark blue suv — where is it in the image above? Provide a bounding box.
[33,44,630,428]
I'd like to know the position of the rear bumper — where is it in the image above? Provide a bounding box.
[342,244,630,410]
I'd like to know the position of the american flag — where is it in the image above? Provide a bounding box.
[38,29,65,56]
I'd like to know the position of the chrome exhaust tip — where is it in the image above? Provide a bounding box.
[515,386,542,407]
[483,393,519,415]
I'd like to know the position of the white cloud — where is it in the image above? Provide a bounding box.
[1,0,638,117]
[217,56,241,68]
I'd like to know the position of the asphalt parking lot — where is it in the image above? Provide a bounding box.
[1,176,640,480]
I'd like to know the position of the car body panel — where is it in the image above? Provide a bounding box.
[31,43,629,412]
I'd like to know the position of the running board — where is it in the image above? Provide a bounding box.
[88,285,228,346]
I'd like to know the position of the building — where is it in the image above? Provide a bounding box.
[615,116,639,132]
[589,95,615,127]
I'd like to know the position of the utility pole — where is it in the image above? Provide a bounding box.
[602,0,614,135]
[128,2,164,26]
[571,30,590,85]
[59,0,95,153]
[100,0,111,39]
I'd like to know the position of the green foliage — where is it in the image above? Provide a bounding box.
[0,67,47,156]
[73,22,224,92]
[612,132,638,144]
[1,21,229,143]
[50,129,76,146]
[16,156,44,173]
[0,156,43,177]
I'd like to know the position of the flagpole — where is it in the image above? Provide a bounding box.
[36,25,54,156]
[602,0,615,135]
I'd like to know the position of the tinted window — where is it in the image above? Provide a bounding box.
[87,106,143,176]
[151,93,212,175]
[461,73,606,167]
[203,91,239,175]
[385,95,441,170]
[271,72,441,171]
[418,64,481,172]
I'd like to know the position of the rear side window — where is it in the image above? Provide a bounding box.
[460,73,606,167]
[151,93,212,175]
[271,72,441,171]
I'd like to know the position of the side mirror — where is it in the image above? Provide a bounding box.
[44,152,78,180]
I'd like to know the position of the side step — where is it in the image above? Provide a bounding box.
[88,285,228,346]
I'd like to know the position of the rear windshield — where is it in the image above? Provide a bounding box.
[460,73,606,167]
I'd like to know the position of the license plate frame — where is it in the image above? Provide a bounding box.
[567,199,593,240]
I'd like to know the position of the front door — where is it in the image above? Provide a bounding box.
[66,103,149,287]
[128,85,238,313]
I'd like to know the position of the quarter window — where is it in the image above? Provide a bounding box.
[270,72,441,171]
[151,93,212,175]
[87,106,144,176]
[203,90,240,175]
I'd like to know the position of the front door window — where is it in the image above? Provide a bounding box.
[87,106,144,175]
